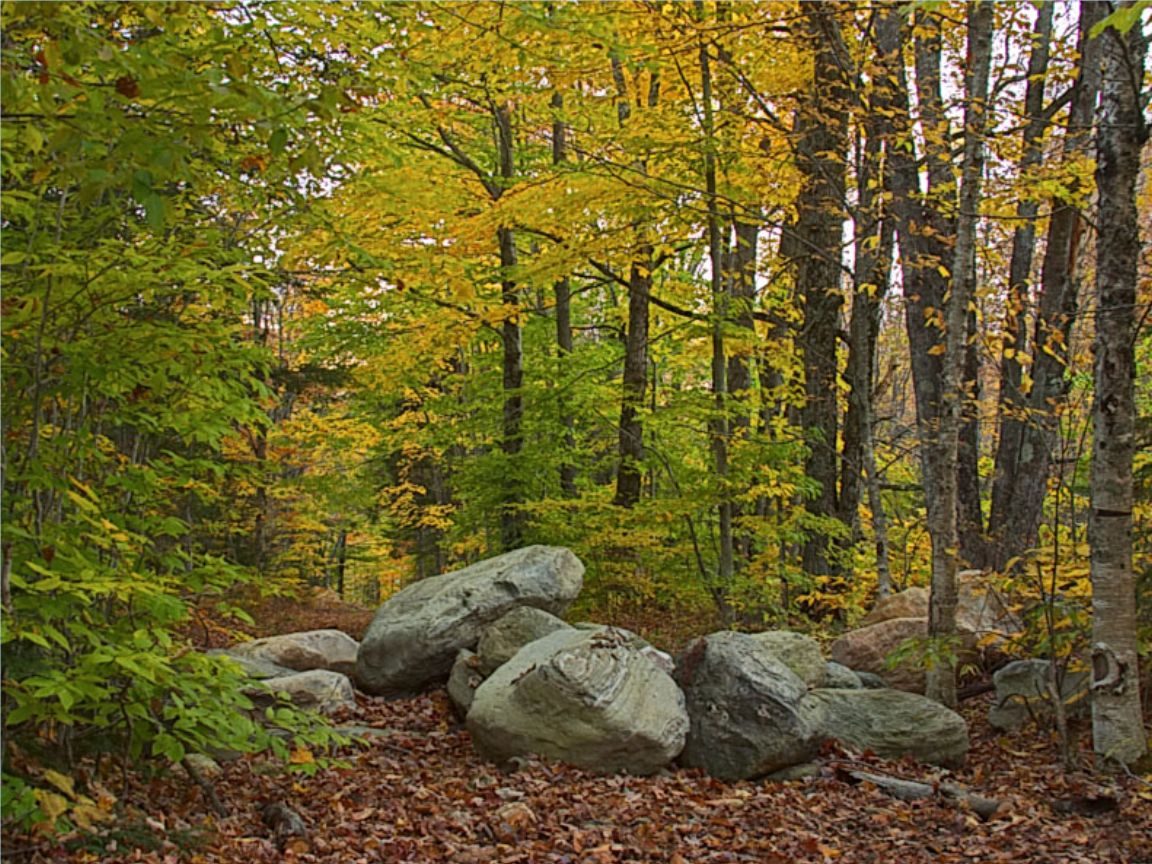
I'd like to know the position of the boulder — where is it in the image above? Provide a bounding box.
[251,669,357,715]
[228,629,359,677]
[824,662,863,690]
[467,628,688,775]
[209,650,295,680]
[573,623,674,675]
[830,617,927,693]
[750,631,827,688]
[447,649,485,718]
[859,574,1020,640]
[357,546,584,696]
[856,671,890,689]
[674,632,821,780]
[803,688,969,767]
[860,587,929,627]
[988,659,1091,731]
[476,607,572,675]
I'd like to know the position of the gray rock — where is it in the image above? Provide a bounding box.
[467,627,688,775]
[830,617,927,693]
[855,671,890,689]
[357,546,584,696]
[988,659,1090,731]
[209,650,295,680]
[824,662,863,689]
[674,632,821,780]
[750,631,828,687]
[447,649,485,717]
[228,629,360,677]
[182,753,223,778]
[804,688,969,767]
[476,607,572,675]
[251,669,357,715]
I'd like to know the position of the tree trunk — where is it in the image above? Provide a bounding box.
[1089,6,1147,768]
[923,0,993,708]
[552,91,578,498]
[699,15,735,614]
[611,58,659,510]
[791,5,849,584]
[987,1,1102,570]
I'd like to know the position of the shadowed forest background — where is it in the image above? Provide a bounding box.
[2,1,1150,857]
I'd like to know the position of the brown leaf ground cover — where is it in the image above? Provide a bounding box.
[7,596,1150,864]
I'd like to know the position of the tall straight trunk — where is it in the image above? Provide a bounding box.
[552,91,577,498]
[791,5,849,582]
[611,58,659,509]
[988,1,1103,570]
[924,0,993,708]
[841,100,895,541]
[698,10,735,612]
[615,254,652,509]
[495,101,524,550]
[727,220,759,563]
[1089,7,1147,768]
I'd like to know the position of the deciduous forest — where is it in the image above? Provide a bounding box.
[2,2,1151,862]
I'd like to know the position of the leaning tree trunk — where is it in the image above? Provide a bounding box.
[1089,6,1147,768]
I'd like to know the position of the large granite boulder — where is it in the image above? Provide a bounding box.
[228,629,360,677]
[860,588,930,627]
[830,617,927,693]
[476,607,572,675]
[467,628,688,775]
[209,650,295,680]
[803,688,969,767]
[674,632,821,780]
[250,669,357,715]
[357,546,584,696]
[988,659,1091,731]
[750,631,827,688]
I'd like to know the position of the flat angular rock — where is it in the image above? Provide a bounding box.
[804,688,969,767]
[860,588,930,627]
[988,659,1090,731]
[357,546,584,696]
[228,629,359,677]
[476,607,572,675]
[750,631,827,688]
[830,617,927,693]
[251,669,357,715]
[467,628,688,775]
[209,649,296,680]
[675,632,821,780]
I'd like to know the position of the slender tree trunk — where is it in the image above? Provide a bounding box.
[698,12,735,614]
[988,1,1103,570]
[611,58,659,510]
[1089,6,1147,768]
[727,220,758,563]
[790,5,849,584]
[495,101,524,550]
[924,0,993,708]
[552,91,578,498]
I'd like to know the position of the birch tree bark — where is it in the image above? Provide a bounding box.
[1089,5,1148,768]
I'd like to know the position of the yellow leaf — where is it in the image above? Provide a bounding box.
[33,789,69,822]
[42,769,76,800]
[289,746,315,765]
[71,802,113,830]
[927,343,946,356]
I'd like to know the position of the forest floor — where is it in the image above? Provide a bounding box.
[7,592,1151,864]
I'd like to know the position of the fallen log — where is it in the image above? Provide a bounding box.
[839,767,1003,821]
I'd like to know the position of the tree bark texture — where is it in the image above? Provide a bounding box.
[552,91,578,498]
[924,0,993,708]
[988,1,1103,570]
[791,5,849,582]
[1089,7,1147,768]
